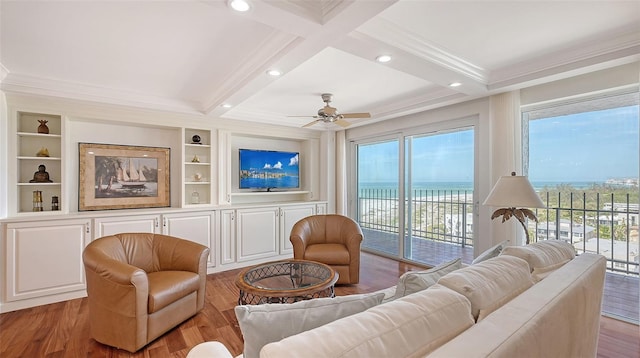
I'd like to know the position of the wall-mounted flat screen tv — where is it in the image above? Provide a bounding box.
[239,149,300,190]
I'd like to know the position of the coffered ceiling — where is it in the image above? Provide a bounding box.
[1,1,639,129]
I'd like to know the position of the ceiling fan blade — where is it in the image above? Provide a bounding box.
[334,119,352,127]
[340,112,371,119]
[288,115,318,118]
[303,119,321,128]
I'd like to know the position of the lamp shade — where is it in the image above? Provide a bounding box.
[483,172,545,208]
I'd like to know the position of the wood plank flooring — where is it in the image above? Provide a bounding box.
[1,252,638,357]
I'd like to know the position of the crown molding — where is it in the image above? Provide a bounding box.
[489,30,640,91]
[0,73,201,115]
[0,63,9,82]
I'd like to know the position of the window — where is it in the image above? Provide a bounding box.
[522,87,639,323]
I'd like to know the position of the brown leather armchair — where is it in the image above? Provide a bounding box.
[289,215,363,284]
[82,233,209,352]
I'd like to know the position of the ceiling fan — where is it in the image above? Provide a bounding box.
[290,93,371,128]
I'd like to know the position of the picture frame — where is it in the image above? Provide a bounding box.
[79,143,170,211]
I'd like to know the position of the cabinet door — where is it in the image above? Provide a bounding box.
[163,211,214,266]
[220,209,236,265]
[316,203,328,215]
[236,207,278,262]
[280,204,315,255]
[94,214,160,237]
[5,219,91,301]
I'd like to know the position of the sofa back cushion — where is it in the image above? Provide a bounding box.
[500,240,575,272]
[393,258,462,300]
[260,285,474,358]
[236,292,384,358]
[437,255,534,321]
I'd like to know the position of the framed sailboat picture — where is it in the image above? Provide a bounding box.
[79,143,170,211]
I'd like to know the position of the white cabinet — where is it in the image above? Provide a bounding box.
[4,219,91,302]
[94,214,160,236]
[236,207,279,262]
[13,112,64,214]
[163,211,215,266]
[184,128,214,207]
[218,202,322,267]
[279,204,316,255]
[93,212,215,266]
[220,209,236,265]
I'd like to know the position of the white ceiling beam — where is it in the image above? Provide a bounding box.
[205,0,399,116]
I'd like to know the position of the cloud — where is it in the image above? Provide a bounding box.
[263,163,272,169]
[289,154,299,166]
[273,161,283,169]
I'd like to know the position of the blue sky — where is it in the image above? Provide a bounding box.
[358,105,639,184]
[528,105,639,182]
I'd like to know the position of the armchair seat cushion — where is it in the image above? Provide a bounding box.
[147,271,201,313]
[304,244,349,265]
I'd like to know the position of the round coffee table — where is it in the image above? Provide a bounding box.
[236,259,338,305]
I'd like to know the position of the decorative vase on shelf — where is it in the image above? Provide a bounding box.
[36,147,50,157]
[37,120,49,134]
[191,135,201,144]
[191,190,200,204]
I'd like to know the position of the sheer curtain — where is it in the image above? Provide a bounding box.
[335,130,347,215]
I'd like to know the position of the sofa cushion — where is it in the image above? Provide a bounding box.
[235,292,384,358]
[393,258,462,300]
[304,243,350,265]
[532,259,571,282]
[437,255,534,321]
[260,285,474,358]
[147,271,201,313]
[472,240,508,264]
[500,240,576,272]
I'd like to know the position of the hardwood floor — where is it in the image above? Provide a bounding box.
[1,252,638,357]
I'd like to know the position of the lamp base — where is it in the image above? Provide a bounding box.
[490,207,538,245]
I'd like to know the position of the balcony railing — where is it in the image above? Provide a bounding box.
[358,187,639,276]
[358,188,475,249]
[533,191,639,275]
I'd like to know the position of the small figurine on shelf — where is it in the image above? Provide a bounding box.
[37,119,49,134]
[36,147,50,157]
[194,172,203,182]
[51,196,60,211]
[30,164,53,183]
[191,154,200,163]
[191,135,202,144]
[33,191,43,211]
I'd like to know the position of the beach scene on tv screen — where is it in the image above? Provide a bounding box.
[239,149,299,189]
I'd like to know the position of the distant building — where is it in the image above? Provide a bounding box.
[535,219,596,242]
[576,238,639,273]
[600,203,639,227]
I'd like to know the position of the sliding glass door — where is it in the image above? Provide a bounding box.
[404,129,475,263]
[355,125,475,266]
[357,139,400,257]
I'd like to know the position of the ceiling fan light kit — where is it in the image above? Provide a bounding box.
[294,93,372,128]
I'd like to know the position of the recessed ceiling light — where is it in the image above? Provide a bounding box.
[266,69,282,77]
[449,82,462,87]
[228,0,251,12]
[376,55,392,63]
[222,103,232,108]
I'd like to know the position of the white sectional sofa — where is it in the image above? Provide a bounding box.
[188,241,607,358]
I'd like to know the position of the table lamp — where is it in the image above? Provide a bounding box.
[483,172,545,244]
